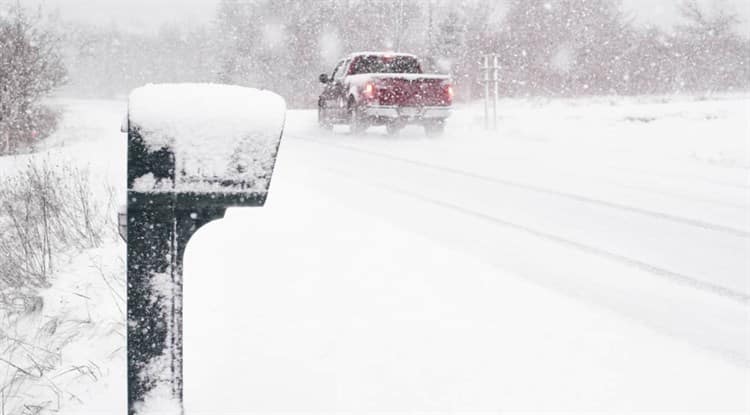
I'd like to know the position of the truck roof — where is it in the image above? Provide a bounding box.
[346,51,418,59]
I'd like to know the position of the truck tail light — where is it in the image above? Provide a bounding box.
[364,82,377,99]
[444,84,454,104]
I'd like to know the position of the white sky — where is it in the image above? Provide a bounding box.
[13,0,750,33]
[19,0,217,32]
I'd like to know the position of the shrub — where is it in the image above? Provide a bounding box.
[0,161,118,413]
[0,161,115,311]
[0,7,66,155]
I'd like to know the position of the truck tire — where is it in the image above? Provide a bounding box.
[348,98,368,134]
[424,120,445,137]
[386,121,405,136]
[318,105,333,131]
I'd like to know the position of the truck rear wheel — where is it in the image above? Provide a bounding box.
[424,120,445,137]
[386,121,405,136]
[348,99,368,134]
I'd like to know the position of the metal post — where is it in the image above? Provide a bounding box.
[492,54,500,130]
[481,54,501,131]
[127,194,182,409]
[483,55,489,130]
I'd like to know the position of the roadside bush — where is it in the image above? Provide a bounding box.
[0,161,115,313]
[0,161,118,413]
[0,7,66,155]
[0,106,62,156]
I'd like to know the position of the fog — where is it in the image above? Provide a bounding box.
[21,0,750,33]
[5,0,749,107]
[23,0,218,32]
[0,1,749,413]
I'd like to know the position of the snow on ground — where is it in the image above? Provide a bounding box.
[185,178,747,413]
[272,96,750,364]
[186,94,750,413]
[1,94,748,413]
[0,99,128,414]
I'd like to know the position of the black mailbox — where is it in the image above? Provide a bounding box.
[125,84,285,414]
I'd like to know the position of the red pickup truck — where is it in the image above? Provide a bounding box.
[318,52,453,136]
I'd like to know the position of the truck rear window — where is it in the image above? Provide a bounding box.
[350,56,422,75]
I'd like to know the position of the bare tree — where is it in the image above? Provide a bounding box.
[0,6,66,154]
[495,0,635,96]
[675,0,749,92]
[679,0,741,38]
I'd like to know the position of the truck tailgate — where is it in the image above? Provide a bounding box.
[375,76,451,107]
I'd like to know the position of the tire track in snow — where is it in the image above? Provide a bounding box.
[606,179,750,211]
[321,164,750,306]
[287,134,750,239]
[487,124,750,190]
[599,162,749,191]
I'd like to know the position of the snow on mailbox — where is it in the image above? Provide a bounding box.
[125,84,285,414]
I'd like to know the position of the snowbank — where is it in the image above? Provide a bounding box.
[128,84,286,194]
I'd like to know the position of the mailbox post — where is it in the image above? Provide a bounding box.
[481,54,500,130]
[125,84,285,414]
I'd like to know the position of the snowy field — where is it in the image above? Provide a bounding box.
[1,95,748,413]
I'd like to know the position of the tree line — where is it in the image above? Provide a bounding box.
[59,0,750,107]
[1,0,748,151]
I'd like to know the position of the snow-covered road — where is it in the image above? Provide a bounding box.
[271,103,750,364]
[7,96,746,413]
[183,97,749,412]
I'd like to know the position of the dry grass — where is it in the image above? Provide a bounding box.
[0,161,119,414]
[0,161,115,306]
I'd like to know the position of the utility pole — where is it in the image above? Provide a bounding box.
[427,0,434,55]
[396,0,405,52]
